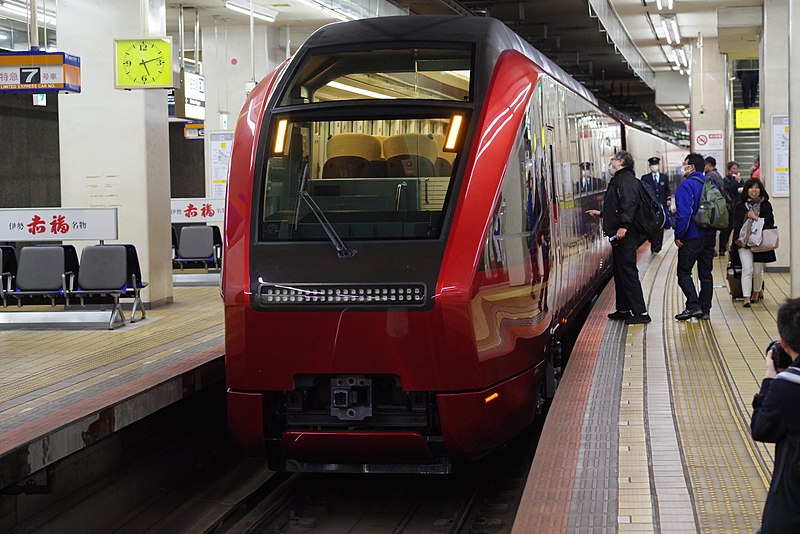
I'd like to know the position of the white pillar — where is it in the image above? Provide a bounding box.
[689,36,727,163]
[57,0,173,306]
[761,0,790,269]
[790,0,800,296]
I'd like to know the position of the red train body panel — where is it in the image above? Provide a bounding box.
[222,16,650,472]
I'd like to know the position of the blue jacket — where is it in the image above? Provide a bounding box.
[674,171,715,241]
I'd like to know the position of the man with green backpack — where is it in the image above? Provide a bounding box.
[673,153,720,321]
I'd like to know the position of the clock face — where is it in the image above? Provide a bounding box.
[114,38,173,89]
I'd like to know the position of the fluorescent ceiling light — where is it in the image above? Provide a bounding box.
[0,0,56,26]
[225,1,278,22]
[677,48,688,68]
[660,18,672,44]
[656,0,674,9]
[295,0,354,21]
[670,17,681,44]
[326,81,393,99]
[661,15,680,45]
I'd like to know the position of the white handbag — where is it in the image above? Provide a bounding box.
[752,227,779,253]
[741,217,765,248]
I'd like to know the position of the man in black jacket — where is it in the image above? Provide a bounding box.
[752,297,800,532]
[586,150,651,325]
[640,156,671,253]
[719,161,741,255]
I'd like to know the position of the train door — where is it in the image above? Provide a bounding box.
[523,82,549,319]
[541,78,562,322]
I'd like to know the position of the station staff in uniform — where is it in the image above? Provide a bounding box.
[640,156,671,254]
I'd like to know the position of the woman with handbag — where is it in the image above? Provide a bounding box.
[731,178,777,307]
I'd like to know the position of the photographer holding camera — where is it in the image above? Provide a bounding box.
[751,297,800,532]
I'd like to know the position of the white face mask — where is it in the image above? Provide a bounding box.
[608,165,616,177]
[650,165,659,173]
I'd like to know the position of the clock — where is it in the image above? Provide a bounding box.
[114,37,174,89]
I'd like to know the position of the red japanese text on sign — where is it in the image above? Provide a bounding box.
[50,215,70,234]
[27,215,46,235]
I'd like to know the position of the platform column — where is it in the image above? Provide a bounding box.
[689,36,727,163]
[790,1,800,296]
[57,0,173,306]
[760,0,790,270]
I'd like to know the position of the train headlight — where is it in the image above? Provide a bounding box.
[257,282,427,307]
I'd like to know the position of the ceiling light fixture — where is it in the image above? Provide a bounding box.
[660,15,680,45]
[670,17,681,44]
[325,81,393,99]
[661,17,673,44]
[656,0,674,9]
[294,0,353,21]
[225,1,278,22]
[0,0,57,26]
[677,48,688,68]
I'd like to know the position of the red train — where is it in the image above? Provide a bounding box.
[223,15,680,473]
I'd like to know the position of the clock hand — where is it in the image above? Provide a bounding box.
[139,59,151,76]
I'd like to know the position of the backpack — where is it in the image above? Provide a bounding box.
[632,180,666,235]
[690,175,729,230]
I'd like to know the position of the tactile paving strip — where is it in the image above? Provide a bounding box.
[567,318,625,531]
[662,249,769,533]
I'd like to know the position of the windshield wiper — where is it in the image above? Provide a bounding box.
[293,162,357,259]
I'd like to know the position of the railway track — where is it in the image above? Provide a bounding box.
[212,422,541,534]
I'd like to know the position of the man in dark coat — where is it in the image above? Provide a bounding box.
[586,150,651,325]
[751,297,800,532]
[738,70,759,108]
[719,161,741,255]
[704,156,729,256]
[640,156,671,253]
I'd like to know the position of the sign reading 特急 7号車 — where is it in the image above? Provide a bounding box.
[170,199,225,223]
[0,51,81,93]
[0,208,118,241]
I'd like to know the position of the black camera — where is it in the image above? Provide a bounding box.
[767,340,793,370]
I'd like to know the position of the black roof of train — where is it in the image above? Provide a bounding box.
[298,15,598,107]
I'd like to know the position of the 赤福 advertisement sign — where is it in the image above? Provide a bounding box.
[170,199,225,223]
[0,208,118,241]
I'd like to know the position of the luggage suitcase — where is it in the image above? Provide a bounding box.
[726,248,765,300]
[727,261,744,299]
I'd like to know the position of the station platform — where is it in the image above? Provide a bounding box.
[513,233,784,533]
[0,287,224,490]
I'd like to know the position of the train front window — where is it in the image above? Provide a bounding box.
[279,48,472,105]
[260,117,464,241]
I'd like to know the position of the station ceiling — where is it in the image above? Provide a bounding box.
[167,0,762,138]
[167,0,762,140]
[0,0,763,138]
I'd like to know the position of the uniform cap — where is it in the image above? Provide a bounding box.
[648,157,661,165]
